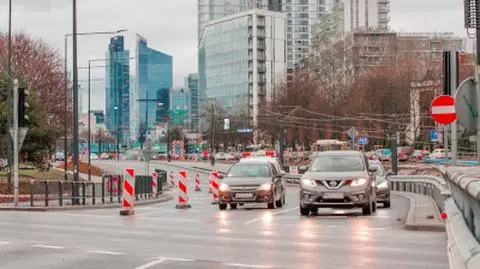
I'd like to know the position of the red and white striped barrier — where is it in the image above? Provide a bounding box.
[210,171,219,205]
[120,168,135,216]
[169,170,176,188]
[195,173,201,191]
[175,170,191,209]
[151,172,158,196]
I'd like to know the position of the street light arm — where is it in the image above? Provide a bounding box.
[65,29,127,37]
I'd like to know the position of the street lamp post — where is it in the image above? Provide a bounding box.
[6,0,13,191]
[63,28,127,181]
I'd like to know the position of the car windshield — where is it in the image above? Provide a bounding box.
[368,162,385,176]
[227,164,271,177]
[310,155,364,172]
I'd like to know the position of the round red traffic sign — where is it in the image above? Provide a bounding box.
[431,95,456,125]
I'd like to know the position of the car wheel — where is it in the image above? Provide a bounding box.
[267,202,275,209]
[362,198,372,215]
[300,206,310,216]
[384,200,391,208]
[372,201,377,213]
[275,196,283,208]
[310,208,317,215]
[230,203,237,210]
[219,204,227,210]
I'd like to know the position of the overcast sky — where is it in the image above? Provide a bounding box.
[0,0,466,111]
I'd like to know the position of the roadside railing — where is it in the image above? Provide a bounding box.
[442,167,480,242]
[0,171,168,208]
[388,175,450,212]
[440,167,480,269]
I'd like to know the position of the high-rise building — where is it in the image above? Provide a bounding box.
[135,34,173,139]
[185,73,199,132]
[170,88,190,127]
[343,0,390,32]
[285,0,338,74]
[197,1,282,44]
[199,9,286,143]
[105,35,130,146]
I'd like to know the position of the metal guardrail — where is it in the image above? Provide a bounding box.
[0,173,165,207]
[388,175,450,212]
[439,166,480,269]
[442,167,480,242]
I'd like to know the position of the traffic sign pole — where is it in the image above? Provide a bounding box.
[449,50,458,166]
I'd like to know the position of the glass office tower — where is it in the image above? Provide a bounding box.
[105,35,130,146]
[135,34,173,138]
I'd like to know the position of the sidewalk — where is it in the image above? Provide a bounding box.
[53,167,103,183]
[394,191,445,232]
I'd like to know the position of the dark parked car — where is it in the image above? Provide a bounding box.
[368,160,392,208]
[299,151,377,216]
[217,158,286,210]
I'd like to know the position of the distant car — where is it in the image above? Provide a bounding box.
[398,152,409,162]
[55,152,65,161]
[0,158,6,168]
[217,158,286,210]
[428,149,452,159]
[368,160,392,208]
[299,151,377,216]
[225,152,238,161]
[90,153,98,160]
[215,152,226,160]
[100,153,110,160]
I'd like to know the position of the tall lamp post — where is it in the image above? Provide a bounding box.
[63,28,127,181]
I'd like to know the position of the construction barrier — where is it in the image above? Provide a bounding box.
[120,168,135,216]
[151,172,158,196]
[195,173,201,191]
[175,170,191,209]
[169,170,176,188]
[210,171,219,205]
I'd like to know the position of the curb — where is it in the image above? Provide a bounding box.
[0,193,173,212]
[394,191,445,232]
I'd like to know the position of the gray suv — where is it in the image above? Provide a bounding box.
[299,151,377,216]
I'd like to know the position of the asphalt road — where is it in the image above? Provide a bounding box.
[0,160,448,269]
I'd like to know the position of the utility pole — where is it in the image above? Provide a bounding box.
[6,0,12,193]
[210,104,215,167]
[279,115,285,166]
[12,79,18,206]
[391,113,398,175]
[72,0,80,207]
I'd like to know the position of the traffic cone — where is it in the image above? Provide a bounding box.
[175,170,191,209]
[195,173,201,191]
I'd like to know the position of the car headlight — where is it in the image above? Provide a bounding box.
[258,183,272,191]
[377,180,389,189]
[301,178,316,187]
[350,178,367,187]
[219,183,230,192]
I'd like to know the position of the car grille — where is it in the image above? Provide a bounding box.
[314,180,345,189]
[230,186,259,192]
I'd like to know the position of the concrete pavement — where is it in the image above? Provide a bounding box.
[0,160,449,269]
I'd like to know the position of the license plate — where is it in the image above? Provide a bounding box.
[323,193,344,199]
[235,193,253,199]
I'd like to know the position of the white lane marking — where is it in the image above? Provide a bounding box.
[87,250,125,255]
[134,258,167,269]
[32,244,65,250]
[225,263,273,268]
[244,206,299,225]
[155,256,194,262]
[0,241,11,246]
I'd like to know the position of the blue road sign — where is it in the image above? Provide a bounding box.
[357,137,368,145]
[431,130,439,142]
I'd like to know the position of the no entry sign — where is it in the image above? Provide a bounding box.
[431,95,456,125]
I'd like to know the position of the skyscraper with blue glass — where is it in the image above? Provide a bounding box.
[135,34,173,140]
[105,35,130,146]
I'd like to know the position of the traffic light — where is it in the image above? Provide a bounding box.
[18,88,29,127]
